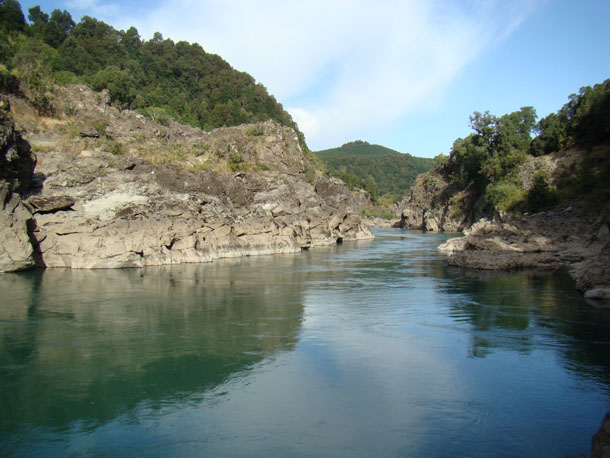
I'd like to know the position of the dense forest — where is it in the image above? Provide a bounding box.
[0,0,301,140]
[435,78,610,216]
[315,141,434,203]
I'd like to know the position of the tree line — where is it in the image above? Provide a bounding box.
[315,140,434,203]
[434,78,610,214]
[0,0,300,138]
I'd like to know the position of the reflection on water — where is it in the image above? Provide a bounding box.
[1,257,306,433]
[1,230,609,457]
[443,266,610,383]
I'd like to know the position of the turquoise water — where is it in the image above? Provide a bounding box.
[1,228,609,457]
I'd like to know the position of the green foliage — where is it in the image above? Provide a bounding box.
[90,119,108,137]
[137,106,173,126]
[11,36,57,112]
[531,79,610,154]
[89,65,135,107]
[561,79,610,147]
[529,113,567,156]
[315,140,434,201]
[524,171,559,213]
[28,6,74,48]
[433,153,449,168]
[0,0,26,33]
[446,107,537,201]
[447,135,487,187]
[485,180,524,212]
[1,1,302,139]
[247,125,265,137]
[304,165,316,185]
[227,152,245,171]
[99,138,123,155]
[0,64,18,92]
[360,208,397,220]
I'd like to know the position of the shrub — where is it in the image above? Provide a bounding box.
[228,152,245,171]
[304,166,316,185]
[525,172,560,212]
[247,125,265,137]
[485,180,524,211]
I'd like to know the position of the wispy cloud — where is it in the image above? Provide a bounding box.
[64,0,121,17]
[92,0,542,150]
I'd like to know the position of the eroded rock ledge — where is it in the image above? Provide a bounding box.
[0,87,373,271]
[437,207,610,297]
[25,150,372,269]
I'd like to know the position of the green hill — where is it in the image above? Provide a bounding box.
[315,141,434,201]
[0,0,302,144]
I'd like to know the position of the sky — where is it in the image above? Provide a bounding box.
[18,0,610,157]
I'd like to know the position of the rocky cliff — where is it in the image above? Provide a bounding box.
[426,146,610,298]
[0,97,37,272]
[398,143,610,298]
[0,85,372,271]
[397,170,484,232]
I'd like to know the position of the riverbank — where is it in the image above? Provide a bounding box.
[437,202,610,300]
[0,87,373,272]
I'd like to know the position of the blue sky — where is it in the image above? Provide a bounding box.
[18,0,610,158]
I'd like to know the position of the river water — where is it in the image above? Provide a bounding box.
[1,228,609,457]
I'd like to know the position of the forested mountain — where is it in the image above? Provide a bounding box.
[315,140,434,202]
[0,0,300,140]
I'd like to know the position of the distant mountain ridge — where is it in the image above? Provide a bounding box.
[316,140,405,159]
[314,141,434,201]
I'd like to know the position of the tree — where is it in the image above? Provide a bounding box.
[529,113,567,156]
[0,0,26,33]
[90,65,135,107]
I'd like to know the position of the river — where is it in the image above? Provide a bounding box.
[1,228,609,457]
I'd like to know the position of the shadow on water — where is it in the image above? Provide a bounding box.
[0,255,308,435]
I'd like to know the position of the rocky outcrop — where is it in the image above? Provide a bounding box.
[592,410,610,458]
[397,170,484,232]
[25,151,371,269]
[0,97,37,272]
[1,86,372,271]
[438,206,610,295]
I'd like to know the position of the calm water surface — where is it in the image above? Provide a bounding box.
[1,229,609,457]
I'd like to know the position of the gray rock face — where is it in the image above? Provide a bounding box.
[397,171,483,232]
[1,86,372,271]
[0,98,37,272]
[437,209,610,293]
[27,150,372,269]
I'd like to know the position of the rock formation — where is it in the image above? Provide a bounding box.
[591,410,610,458]
[399,143,610,298]
[397,170,485,232]
[0,85,372,271]
[0,97,37,272]
[437,206,610,297]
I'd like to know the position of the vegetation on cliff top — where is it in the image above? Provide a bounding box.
[432,78,610,219]
[0,0,302,142]
[315,140,434,203]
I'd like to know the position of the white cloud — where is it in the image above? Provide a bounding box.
[64,0,121,17]
[104,0,542,149]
